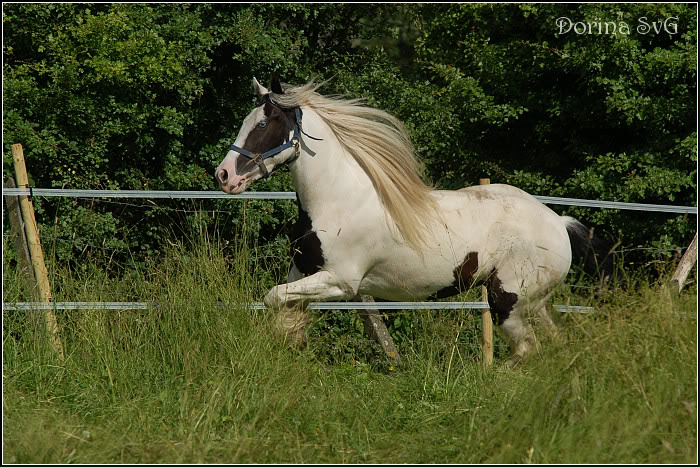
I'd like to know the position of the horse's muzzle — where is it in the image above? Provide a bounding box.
[216,165,250,194]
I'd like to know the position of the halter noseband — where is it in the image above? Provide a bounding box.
[228,96,321,179]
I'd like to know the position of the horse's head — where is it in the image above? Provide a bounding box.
[216,76,300,194]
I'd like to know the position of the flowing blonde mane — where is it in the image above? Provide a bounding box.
[271,81,437,251]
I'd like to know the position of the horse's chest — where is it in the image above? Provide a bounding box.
[290,200,325,275]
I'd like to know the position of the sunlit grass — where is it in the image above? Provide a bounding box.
[3,236,697,463]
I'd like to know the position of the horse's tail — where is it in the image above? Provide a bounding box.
[562,216,618,281]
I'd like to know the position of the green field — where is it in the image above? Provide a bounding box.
[3,237,697,464]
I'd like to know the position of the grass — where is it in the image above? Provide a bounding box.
[2,235,697,464]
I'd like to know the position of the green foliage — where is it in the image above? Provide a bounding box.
[2,3,696,272]
[405,3,696,248]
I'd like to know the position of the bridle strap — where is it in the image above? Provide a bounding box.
[228,105,321,179]
[295,107,323,142]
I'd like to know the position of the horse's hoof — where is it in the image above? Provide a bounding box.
[274,310,310,348]
[504,354,525,369]
[284,329,307,348]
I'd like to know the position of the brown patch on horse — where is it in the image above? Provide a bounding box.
[486,272,518,325]
[429,252,480,299]
[291,196,325,275]
[454,251,478,288]
[236,102,295,175]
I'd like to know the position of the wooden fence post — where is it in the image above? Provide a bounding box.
[670,232,698,294]
[3,176,39,333]
[3,176,35,285]
[479,178,494,367]
[11,144,64,361]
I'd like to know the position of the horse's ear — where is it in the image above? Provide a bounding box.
[270,73,284,94]
[252,77,269,98]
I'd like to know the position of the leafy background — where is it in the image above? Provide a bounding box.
[3,3,697,278]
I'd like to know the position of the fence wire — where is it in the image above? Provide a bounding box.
[3,301,593,313]
[3,301,695,319]
[3,188,697,214]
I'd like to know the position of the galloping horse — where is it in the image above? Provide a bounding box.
[216,77,611,366]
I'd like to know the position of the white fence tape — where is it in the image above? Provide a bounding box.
[7,302,695,317]
[2,188,696,214]
[4,301,592,313]
[6,302,695,318]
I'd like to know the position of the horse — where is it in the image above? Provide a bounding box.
[215,76,612,366]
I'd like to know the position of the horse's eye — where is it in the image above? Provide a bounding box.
[258,121,267,128]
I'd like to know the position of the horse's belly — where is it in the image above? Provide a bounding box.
[358,266,454,301]
[358,271,448,301]
[357,237,479,301]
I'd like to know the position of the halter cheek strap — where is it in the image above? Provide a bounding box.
[228,107,322,179]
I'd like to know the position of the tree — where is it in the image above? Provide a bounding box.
[3,3,696,275]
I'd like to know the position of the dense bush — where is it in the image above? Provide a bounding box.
[3,3,696,276]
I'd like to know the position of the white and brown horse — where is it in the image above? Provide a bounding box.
[216,77,611,365]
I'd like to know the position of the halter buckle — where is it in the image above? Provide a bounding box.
[252,153,270,179]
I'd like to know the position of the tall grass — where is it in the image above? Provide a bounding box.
[3,234,697,463]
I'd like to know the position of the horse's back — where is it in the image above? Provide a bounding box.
[430,184,572,285]
[456,183,541,205]
[433,183,559,226]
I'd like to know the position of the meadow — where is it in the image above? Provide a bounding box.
[3,234,697,464]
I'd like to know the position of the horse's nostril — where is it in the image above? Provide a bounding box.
[218,168,228,184]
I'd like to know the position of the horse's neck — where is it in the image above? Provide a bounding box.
[290,110,378,217]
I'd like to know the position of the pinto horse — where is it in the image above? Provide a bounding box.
[216,77,611,366]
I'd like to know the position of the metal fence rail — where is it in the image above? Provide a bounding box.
[2,188,295,200]
[4,301,593,313]
[3,188,697,214]
[7,301,694,318]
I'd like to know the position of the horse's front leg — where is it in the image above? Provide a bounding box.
[264,270,358,345]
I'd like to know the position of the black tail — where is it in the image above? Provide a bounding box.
[563,216,617,282]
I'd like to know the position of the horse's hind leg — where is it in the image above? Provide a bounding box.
[488,275,563,366]
[498,308,539,367]
[486,273,539,367]
[532,292,562,344]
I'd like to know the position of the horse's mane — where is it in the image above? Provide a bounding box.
[270,81,437,251]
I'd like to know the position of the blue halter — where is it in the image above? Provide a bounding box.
[228,97,322,178]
